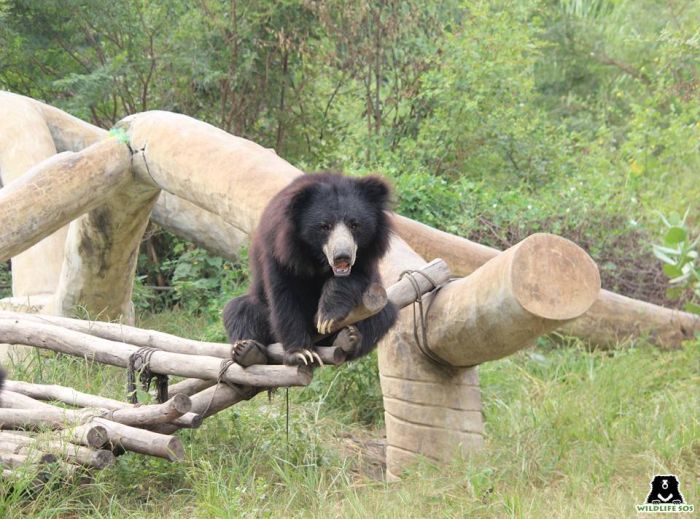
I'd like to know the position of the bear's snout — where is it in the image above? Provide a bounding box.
[322,223,357,276]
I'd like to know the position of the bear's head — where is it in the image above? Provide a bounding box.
[646,475,684,504]
[272,172,393,276]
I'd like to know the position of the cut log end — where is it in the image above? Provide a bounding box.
[361,283,388,313]
[510,233,600,321]
[165,437,185,461]
[83,425,110,449]
[170,393,192,415]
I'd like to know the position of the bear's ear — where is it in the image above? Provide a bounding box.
[356,175,392,209]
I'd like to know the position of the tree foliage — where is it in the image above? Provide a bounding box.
[1,0,698,310]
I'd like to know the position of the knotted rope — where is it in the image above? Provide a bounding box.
[199,358,252,418]
[127,347,169,404]
[398,269,453,368]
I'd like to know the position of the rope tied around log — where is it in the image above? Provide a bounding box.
[199,359,251,418]
[398,269,453,369]
[127,347,169,404]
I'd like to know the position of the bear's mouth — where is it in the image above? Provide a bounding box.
[332,259,352,277]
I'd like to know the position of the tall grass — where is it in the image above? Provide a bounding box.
[1,311,697,518]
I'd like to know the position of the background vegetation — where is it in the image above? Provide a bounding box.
[0,0,698,517]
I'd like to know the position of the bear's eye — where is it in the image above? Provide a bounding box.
[349,221,359,231]
[320,223,332,231]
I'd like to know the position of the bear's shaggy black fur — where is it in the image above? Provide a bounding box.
[223,172,398,366]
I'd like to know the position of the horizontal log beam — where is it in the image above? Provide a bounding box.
[0,432,114,469]
[392,214,700,348]
[90,418,184,461]
[426,233,600,366]
[4,379,201,429]
[0,319,311,388]
[0,389,196,428]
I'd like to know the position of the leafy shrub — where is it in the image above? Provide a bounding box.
[653,210,700,314]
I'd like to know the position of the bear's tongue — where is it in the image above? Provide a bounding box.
[332,260,351,277]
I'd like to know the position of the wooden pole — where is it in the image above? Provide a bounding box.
[0,319,312,388]
[90,418,184,461]
[3,379,201,429]
[58,423,109,449]
[0,139,131,264]
[425,233,600,366]
[0,390,196,428]
[377,237,484,479]
[0,432,114,469]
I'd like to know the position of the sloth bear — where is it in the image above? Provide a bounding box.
[223,172,398,366]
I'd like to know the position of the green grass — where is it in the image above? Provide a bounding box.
[1,311,698,518]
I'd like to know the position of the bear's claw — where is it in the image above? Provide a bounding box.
[286,348,324,367]
[316,317,339,335]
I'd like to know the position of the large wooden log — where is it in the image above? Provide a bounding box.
[119,111,302,234]
[377,237,484,480]
[0,319,311,388]
[391,214,700,348]
[377,233,599,477]
[54,179,159,322]
[0,93,68,305]
[21,92,248,259]
[0,139,131,264]
[152,192,246,261]
[426,233,600,366]
[0,93,246,322]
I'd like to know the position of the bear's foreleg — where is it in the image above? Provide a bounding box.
[315,275,369,334]
[223,295,274,366]
[266,274,323,366]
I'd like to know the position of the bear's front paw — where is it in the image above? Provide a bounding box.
[315,307,351,335]
[332,326,362,356]
[284,348,324,367]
